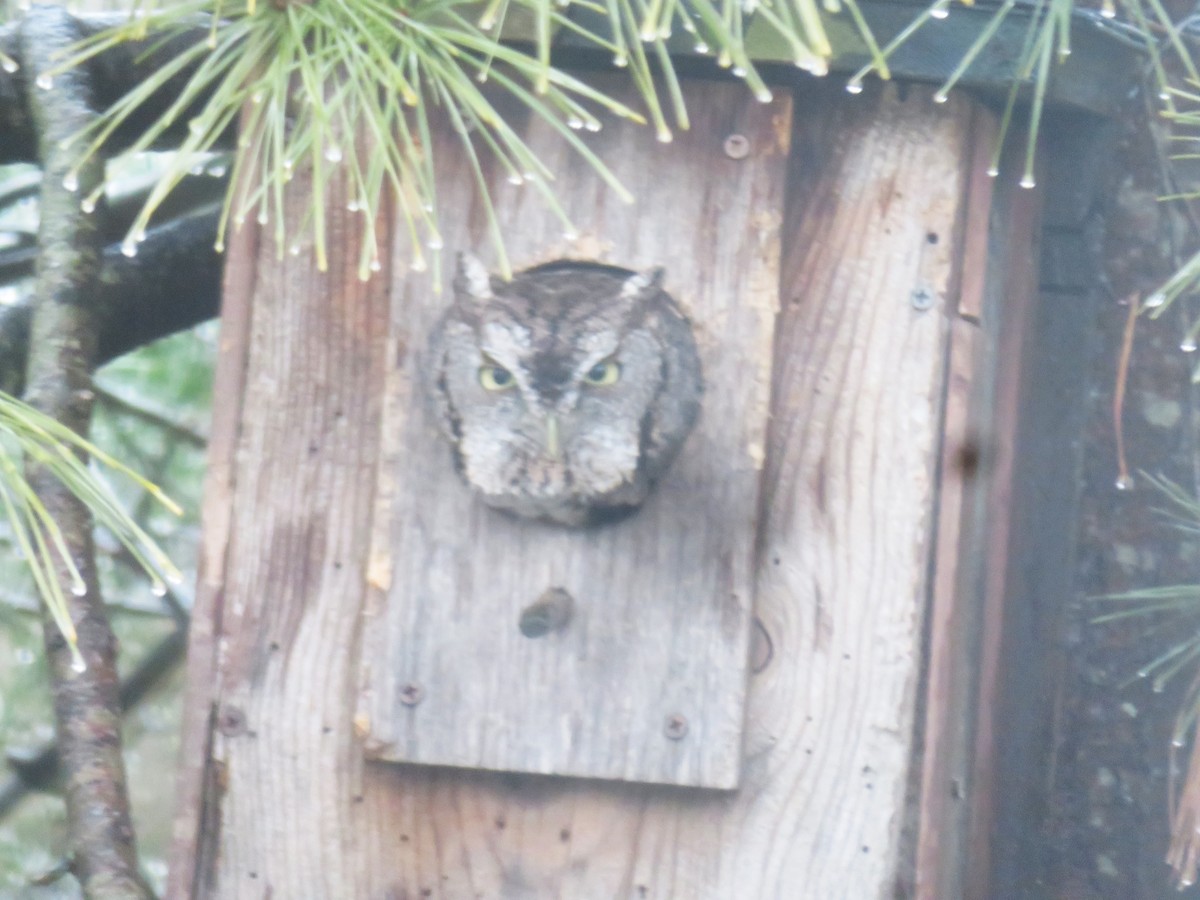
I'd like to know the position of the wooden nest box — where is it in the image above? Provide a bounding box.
[174,21,1140,898]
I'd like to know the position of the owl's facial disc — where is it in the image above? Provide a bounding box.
[432,258,702,524]
[474,336,629,471]
[459,297,657,500]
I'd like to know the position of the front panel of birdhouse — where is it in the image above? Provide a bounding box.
[356,79,791,788]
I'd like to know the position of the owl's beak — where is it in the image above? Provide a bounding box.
[544,413,561,460]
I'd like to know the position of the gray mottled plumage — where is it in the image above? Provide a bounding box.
[426,254,703,526]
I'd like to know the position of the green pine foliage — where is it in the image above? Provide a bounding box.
[35,0,902,280]
[1093,477,1200,750]
[0,389,184,671]
[0,325,213,894]
[24,0,1196,289]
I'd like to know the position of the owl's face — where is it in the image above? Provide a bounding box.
[428,255,702,525]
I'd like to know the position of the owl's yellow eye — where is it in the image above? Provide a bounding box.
[583,359,620,386]
[479,364,515,391]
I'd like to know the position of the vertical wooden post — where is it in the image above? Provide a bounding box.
[912,111,1047,898]
[756,82,971,895]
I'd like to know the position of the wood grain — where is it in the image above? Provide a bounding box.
[746,82,970,897]
[965,148,1046,900]
[912,104,996,900]
[173,153,396,896]
[357,79,789,789]
[176,81,981,898]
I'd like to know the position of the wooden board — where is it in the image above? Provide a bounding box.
[966,148,1049,900]
[356,79,790,789]
[171,82,982,899]
[745,82,967,896]
[914,117,1047,900]
[912,105,996,900]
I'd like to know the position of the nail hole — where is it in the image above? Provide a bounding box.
[664,714,689,740]
[399,682,424,706]
[217,705,247,737]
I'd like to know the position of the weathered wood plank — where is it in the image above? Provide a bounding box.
[742,82,969,896]
[357,79,789,789]
[965,157,1046,900]
[177,81,980,898]
[912,104,995,900]
[175,156,395,896]
[167,158,261,900]
[913,118,1048,900]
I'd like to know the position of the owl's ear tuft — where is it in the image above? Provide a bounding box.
[619,267,665,301]
[454,252,495,304]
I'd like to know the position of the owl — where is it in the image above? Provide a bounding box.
[426,254,703,526]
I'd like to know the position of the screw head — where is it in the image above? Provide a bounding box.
[399,682,424,707]
[910,286,936,311]
[664,713,689,740]
[217,705,247,737]
[723,134,750,160]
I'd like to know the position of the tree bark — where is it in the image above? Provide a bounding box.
[1,203,223,396]
[1,13,225,165]
[20,7,153,897]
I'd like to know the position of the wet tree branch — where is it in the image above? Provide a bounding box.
[20,8,154,896]
[0,202,223,397]
[0,618,190,821]
[1,14,226,165]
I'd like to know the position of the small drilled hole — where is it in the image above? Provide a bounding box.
[519,587,574,637]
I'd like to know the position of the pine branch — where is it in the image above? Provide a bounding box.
[0,621,189,819]
[94,384,209,449]
[0,202,223,397]
[18,8,153,897]
[1,14,228,165]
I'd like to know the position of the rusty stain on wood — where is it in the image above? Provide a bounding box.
[955,110,999,323]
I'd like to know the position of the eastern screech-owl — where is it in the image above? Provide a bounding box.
[426,254,703,526]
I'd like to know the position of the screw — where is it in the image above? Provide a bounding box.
[664,713,689,740]
[217,705,247,737]
[723,134,750,160]
[910,286,936,311]
[399,682,424,707]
